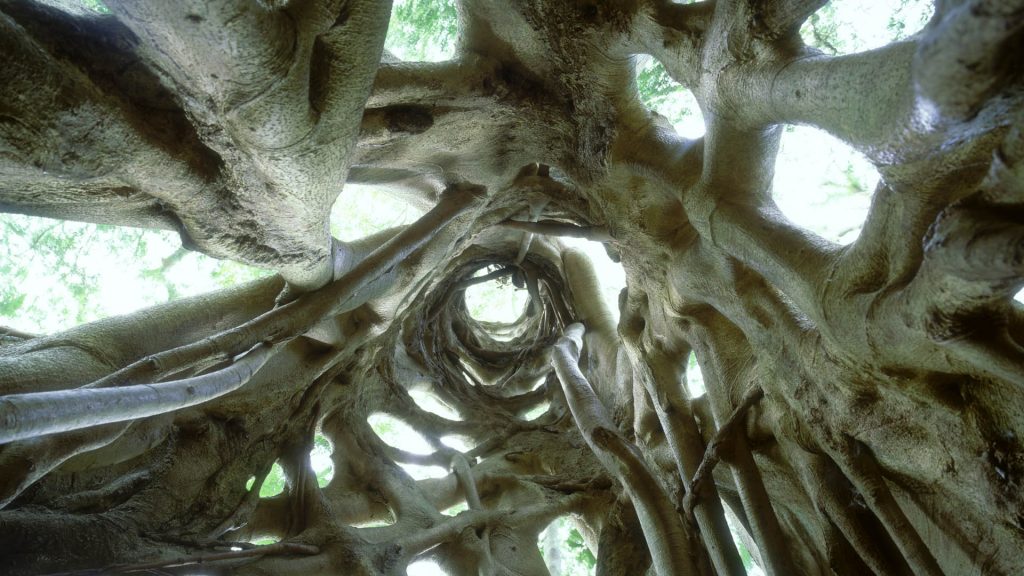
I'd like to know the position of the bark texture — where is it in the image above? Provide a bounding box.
[1,0,1022,574]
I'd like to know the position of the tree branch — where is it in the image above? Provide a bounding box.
[914,0,1024,122]
[620,328,747,575]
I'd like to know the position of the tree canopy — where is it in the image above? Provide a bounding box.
[1,0,1022,575]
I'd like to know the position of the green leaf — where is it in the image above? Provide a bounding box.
[0,293,25,316]
[259,461,286,498]
[566,528,596,569]
[385,0,459,62]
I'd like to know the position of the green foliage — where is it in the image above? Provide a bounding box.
[385,0,459,62]
[0,214,270,335]
[686,351,706,398]
[538,517,596,575]
[799,0,933,55]
[259,462,286,498]
[242,435,334,498]
[211,259,271,288]
[801,3,842,54]
[885,0,933,42]
[331,186,423,241]
[463,269,528,324]
[370,413,396,437]
[314,433,333,451]
[566,528,597,569]
[633,58,704,139]
[0,185,420,338]
[312,433,335,488]
[243,461,286,498]
[635,59,684,112]
[738,541,754,570]
[0,216,137,332]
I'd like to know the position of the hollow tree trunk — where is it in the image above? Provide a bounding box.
[1,0,1022,574]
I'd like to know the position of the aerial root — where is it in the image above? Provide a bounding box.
[683,385,764,521]
[45,542,321,576]
[0,344,275,444]
[553,323,698,576]
[451,453,497,572]
[831,436,944,576]
[723,432,799,575]
[0,422,128,509]
[500,219,613,242]
[206,460,277,542]
[619,328,747,576]
[799,453,915,575]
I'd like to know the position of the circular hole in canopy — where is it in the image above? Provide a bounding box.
[463,267,529,324]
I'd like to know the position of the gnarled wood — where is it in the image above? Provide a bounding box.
[0,0,1021,574]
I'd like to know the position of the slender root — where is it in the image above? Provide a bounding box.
[683,385,764,520]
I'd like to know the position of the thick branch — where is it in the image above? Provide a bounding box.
[104,0,394,290]
[914,0,1024,122]
[0,422,128,508]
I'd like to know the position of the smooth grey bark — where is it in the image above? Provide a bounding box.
[0,343,273,443]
